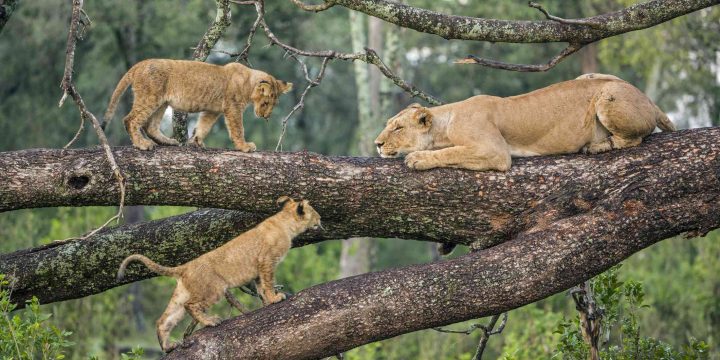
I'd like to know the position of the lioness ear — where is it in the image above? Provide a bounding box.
[406,103,422,109]
[296,201,305,216]
[276,195,293,208]
[417,109,433,127]
[277,80,293,94]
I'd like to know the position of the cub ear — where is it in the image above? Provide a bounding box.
[296,201,305,216]
[276,195,293,208]
[257,80,272,95]
[276,80,293,94]
[417,108,433,127]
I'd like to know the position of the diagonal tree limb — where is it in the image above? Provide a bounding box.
[1,128,719,310]
[162,179,720,359]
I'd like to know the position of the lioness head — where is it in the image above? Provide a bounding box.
[374,104,434,158]
[276,196,322,230]
[251,78,293,119]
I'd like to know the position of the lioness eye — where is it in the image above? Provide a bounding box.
[393,126,403,132]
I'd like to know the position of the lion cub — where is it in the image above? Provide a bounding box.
[374,73,675,171]
[116,196,321,352]
[103,59,293,152]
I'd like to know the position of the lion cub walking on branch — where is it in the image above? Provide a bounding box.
[103,59,293,151]
[374,73,675,171]
[117,197,321,352]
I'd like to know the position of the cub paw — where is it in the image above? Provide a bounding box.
[189,136,205,148]
[236,142,257,152]
[134,139,156,151]
[205,316,222,327]
[404,151,435,170]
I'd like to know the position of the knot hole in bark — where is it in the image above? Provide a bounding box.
[65,172,92,191]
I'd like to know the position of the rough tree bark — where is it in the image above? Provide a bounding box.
[1,128,719,307]
[327,0,719,43]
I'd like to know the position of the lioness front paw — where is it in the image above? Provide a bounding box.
[235,142,256,152]
[404,151,436,170]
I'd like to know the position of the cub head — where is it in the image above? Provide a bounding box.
[374,104,434,158]
[276,196,322,230]
[251,77,293,119]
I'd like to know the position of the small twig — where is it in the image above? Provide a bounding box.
[58,0,125,241]
[528,2,603,28]
[365,47,442,105]
[235,1,263,64]
[433,313,508,360]
[276,56,330,151]
[290,0,335,12]
[454,43,584,72]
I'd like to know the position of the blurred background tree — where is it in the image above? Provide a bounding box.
[0,0,718,358]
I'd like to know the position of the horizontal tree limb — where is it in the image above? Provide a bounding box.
[327,0,718,43]
[2,128,719,309]
[3,129,717,249]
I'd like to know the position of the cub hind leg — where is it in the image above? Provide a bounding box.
[156,285,189,352]
[145,104,180,146]
[123,99,162,151]
[583,82,659,154]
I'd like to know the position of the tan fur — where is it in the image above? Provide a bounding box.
[104,59,293,151]
[116,197,321,352]
[374,74,675,171]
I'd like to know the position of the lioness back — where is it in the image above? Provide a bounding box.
[375,74,673,171]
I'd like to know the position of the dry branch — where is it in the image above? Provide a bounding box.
[0,0,18,34]
[59,0,126,238]
[234,0,442,105]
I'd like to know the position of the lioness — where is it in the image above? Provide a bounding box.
[103,59,293,152]
[374,74,675,171]
[116,196,321,352]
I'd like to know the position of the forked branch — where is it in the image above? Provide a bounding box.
[454,43,584,72]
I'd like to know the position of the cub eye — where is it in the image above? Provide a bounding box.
[393,126,403,132]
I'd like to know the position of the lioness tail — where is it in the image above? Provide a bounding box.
[102,68,135,130]
[117,254,181,281]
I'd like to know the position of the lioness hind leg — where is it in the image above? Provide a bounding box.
[594,83,657,140]
[145,104,180,146]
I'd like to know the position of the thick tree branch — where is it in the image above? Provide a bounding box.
[325,0,719,44]
[2,128,719,310]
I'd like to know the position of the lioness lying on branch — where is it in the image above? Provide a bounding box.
[374,73,675,171]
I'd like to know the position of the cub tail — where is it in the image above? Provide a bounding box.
[102,68,135,130]
[656,109,676,132]
[117,254,182,281]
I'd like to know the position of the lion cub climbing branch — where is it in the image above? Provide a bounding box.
[104,59,292,151]
[117,196,321,352]
[374,73,675,171]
